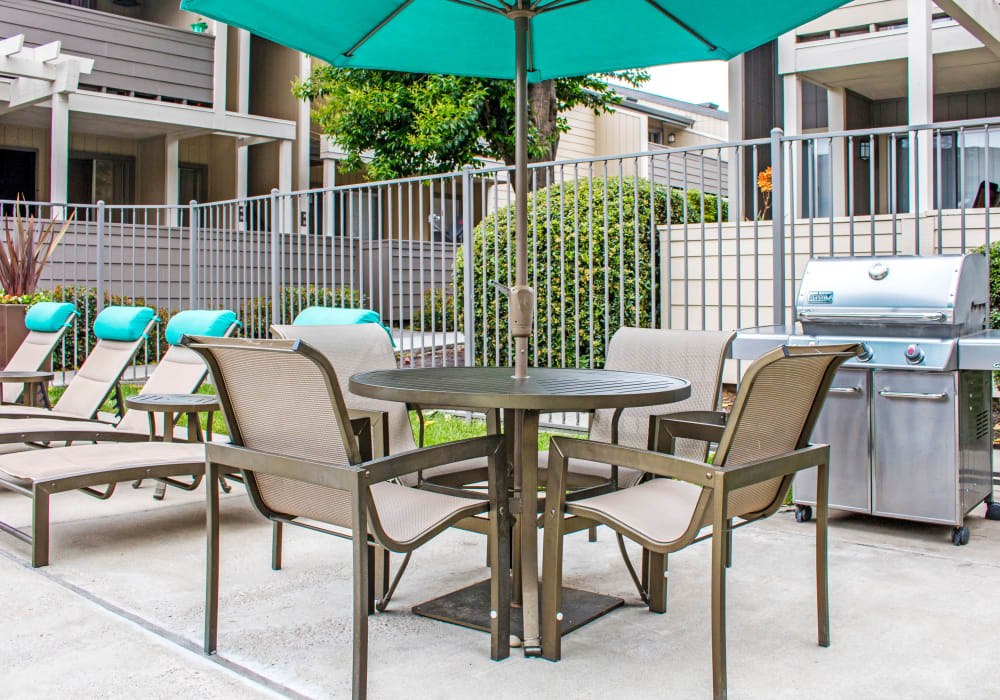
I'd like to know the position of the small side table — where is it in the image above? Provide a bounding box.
[126,393,222,500]
[0,370,54,409]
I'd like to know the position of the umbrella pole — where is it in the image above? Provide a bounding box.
[511,13,532,379]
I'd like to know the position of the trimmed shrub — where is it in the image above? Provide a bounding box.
[240,285,367,337]
[456,176,727,368]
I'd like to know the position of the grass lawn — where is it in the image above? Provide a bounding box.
[48,385,571,448]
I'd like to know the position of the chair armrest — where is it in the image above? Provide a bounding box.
[349,408,389,459]
[717,443,830,490]
[649,410,728,452]
[206,434,503,491]
[549,435,713,488]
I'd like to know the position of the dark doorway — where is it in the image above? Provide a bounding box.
[0,149,37,215]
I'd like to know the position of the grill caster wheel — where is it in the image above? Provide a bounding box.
[951,526,970,546]
[795,505,813,523]
[985,502,1000,521]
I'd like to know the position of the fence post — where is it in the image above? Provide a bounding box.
[95,200,106,313]
[461,165,475,367]
[769,127,786,325]
[188,200,199,308]
[270,188,281,325]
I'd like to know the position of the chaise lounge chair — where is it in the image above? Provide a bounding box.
[0,305,158,422]
[539,343,861,699]
[0,310,238,566]
[186,335,508,699]
[0,301,78,406]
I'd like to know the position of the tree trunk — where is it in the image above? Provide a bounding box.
[505,80,559,192]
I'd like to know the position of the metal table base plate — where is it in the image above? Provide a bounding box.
[412,579,624,639]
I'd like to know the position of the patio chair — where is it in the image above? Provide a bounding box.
[0,309,239,567]
[270,322,489,606]
[0,302,78,405]
[184,335,508,699]
[0,305,158,422]
[539,343,861,700]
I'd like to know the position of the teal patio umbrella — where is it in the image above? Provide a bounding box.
[181,0,848,378]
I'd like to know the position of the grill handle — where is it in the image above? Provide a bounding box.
[828,387,862,395]
[799,311,947,322]
[877,390,948,401]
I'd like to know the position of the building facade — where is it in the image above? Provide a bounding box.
[728,0,1000,218]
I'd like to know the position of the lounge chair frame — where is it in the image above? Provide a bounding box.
[540,344,860,700]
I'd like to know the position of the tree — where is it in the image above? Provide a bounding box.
[293,67,649,181]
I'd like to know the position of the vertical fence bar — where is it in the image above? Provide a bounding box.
[769,128,785,325]
[189,200,199,308]
[95,200,106,313]
[269,189,281,325]
[462,166,474,367]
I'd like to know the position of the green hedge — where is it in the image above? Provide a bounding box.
[456,176,727,368]
[422,287,458,332]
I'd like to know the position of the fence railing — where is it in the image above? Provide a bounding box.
[7,117,999,398]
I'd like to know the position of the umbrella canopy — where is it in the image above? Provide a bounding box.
[180,0,844,82]
[181,0,848,378]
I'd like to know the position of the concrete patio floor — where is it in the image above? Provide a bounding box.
[2,478,999,699]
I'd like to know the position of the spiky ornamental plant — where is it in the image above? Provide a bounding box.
[0,201,74,298]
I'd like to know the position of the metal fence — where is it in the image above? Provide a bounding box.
[7,117,999,400]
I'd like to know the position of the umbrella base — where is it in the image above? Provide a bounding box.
[411,578,624,640]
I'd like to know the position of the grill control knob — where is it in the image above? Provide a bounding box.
[857,343,873,362]
[904,344,924,364]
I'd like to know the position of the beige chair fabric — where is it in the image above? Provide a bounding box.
[270,324,488,487]
[0,441,204,485]
[539,327,734,488]
[0,322,154,420]
[0,345,212,446]
[1,328,72,404]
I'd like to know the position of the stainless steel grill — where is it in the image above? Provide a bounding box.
[733,254,1000,545]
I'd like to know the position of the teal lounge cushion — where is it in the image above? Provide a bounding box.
[165,309,238,345]
[292,306,394,344]
[93,306,157,342]
[24,302,77,332]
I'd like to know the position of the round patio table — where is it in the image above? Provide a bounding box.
[350,366,690,657]
[0,370,54,409]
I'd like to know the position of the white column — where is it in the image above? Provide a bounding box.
[783,74,803,220]
[296,53,312,232]
[827,86,847,217]
[278,139,293,231]
[166,134,180,225]
[908,0,934,216]
[212,21,228,115]
[322,157,337,235]
[49,91,69,219]
[727,56,744,222]
[236,29,251,200]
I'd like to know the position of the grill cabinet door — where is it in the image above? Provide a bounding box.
[872,371,958,525]
[794,368,871,512]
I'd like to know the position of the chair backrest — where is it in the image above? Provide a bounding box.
[271,323,416,455]
[590,327,734,459]
[1,302,77,403]
[709,343,859,521]
[185,335,361,528]
[53,307,157,418]
[114,309,240,434]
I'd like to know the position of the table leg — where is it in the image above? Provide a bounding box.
[25,382,35,408]
[153,410,174,501]
[40,381,51,410]
[516,409,542,656]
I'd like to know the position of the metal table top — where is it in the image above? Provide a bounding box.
[350,367,690,411]
[125,393,220,413]
[0,370,53,383]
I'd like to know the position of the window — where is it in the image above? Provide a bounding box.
[68,154,134,206]
[801,139,832,218]
[0,149,37,215]
[648,129,664,145]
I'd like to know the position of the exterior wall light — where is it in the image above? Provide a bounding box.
[859,139,871,161]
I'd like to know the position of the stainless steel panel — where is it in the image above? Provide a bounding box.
[958,371,992,518]
[729,326,792,360]
[796,254,987,338]
[958,330,1000,370]
[795,368,871,512]
[873,371,958,525]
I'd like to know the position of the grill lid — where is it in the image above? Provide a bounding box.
[795,254,987,338]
